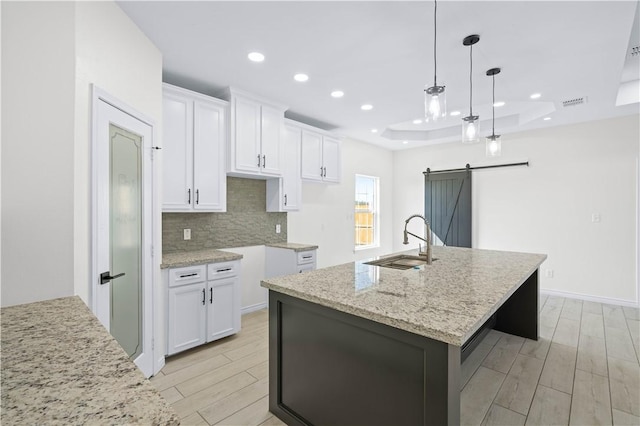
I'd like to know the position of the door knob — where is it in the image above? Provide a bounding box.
[100,271,125,285]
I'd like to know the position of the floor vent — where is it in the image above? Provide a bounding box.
[562,97,588,107]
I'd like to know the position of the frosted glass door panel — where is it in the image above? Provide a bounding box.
[109,123,143,360]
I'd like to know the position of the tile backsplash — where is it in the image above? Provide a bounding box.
[162,177,287,253]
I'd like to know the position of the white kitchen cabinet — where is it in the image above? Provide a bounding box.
[166,260,241,356]
[265,247,317,278]
[224,88,287,178]
[266,124,301,212]
[162,83,227,212]
[300,129,341,184]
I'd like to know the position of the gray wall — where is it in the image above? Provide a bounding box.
[163,177,287,253]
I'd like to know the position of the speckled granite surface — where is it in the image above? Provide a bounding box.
[262,246,546,346]
[0,296,179,425]
[266,242,319,252]
[161,248,243,269]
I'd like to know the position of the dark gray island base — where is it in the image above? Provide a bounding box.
[261,247,546,425]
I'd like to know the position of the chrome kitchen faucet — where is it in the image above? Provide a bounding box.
[403,214,433,265]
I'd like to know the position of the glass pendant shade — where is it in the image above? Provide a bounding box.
[424,85,446,121]
[486,134,501,156]
[462,115,480,143]
[462,34,480,144]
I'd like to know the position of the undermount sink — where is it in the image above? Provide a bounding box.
[364,255,434,270]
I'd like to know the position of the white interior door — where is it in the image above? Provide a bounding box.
[93,88,154,377]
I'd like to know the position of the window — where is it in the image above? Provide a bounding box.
[355,174,379,249]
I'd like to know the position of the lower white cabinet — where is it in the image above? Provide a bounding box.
[166,260,241,356]
[265,247,317,278]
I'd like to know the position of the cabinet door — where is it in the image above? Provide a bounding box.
[193,99,226,211]
[167,283,206,355]
[300,130,323,181]
[260,105,283,176]
[322,136,341,183]
[162,91,193,211]
[282,125,301,211]
[233,97,262,174]
[206,278,237,342]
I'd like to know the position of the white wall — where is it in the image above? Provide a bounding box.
[393,115,639,305]
[1,1,162,310]
[288,138,394,268]
[1,2,76,306]
[74,1,163,304]
[222,245,267,313]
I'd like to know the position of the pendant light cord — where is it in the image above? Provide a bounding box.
[469,43,473,116]
[433,0,438,87]
[492,74,496,135]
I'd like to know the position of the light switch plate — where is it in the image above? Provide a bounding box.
[275,224,281,234]
[183,229,191,240]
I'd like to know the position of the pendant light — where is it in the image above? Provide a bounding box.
[424,0,446,121]
[462,34,480,143]
[486,67,502,157]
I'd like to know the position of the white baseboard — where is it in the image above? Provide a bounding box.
[541,288,639,308]
[241,302,268,315]
[153,355,165,377]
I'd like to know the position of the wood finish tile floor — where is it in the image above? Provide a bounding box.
[151,296,640,425]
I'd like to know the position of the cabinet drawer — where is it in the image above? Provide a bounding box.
[297,251,316,265]
[208,261,239,280]
[169,265,207,288]
[298,263,315,274]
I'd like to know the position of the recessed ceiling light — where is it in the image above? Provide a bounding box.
[361,104,373,111]
[331,90,344,98]
[530,93,541,99]
[412,119,422,124]
[294,73,309,82]
[402,141,409,145]
[247,52,265,62]
[371,128,378,133]
[543,117,551,121]
[493,101,505,107]
[449,110,461,116]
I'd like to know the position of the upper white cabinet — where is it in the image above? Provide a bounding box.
[224,88,287,178]
[162,83,227,212]
[301,129,341,184]
[266,124,301,212]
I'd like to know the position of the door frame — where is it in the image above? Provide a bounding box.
[90,85,159,376]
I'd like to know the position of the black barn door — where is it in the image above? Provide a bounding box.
[424,170,472,247]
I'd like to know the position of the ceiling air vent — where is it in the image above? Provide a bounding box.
[562,96,588,108]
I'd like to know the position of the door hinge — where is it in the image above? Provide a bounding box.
[151,245,155,257]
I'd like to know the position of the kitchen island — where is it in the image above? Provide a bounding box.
[1,297,178,425]
[261,246,546,426]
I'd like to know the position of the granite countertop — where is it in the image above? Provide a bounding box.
[161,248,244,269]
[0,296,178,425]
[261,246,546,346]
[266,242,319,252]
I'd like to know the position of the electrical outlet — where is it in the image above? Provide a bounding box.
[183,229,191,240]
[275,224,281,234]
[545,269,554,278]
